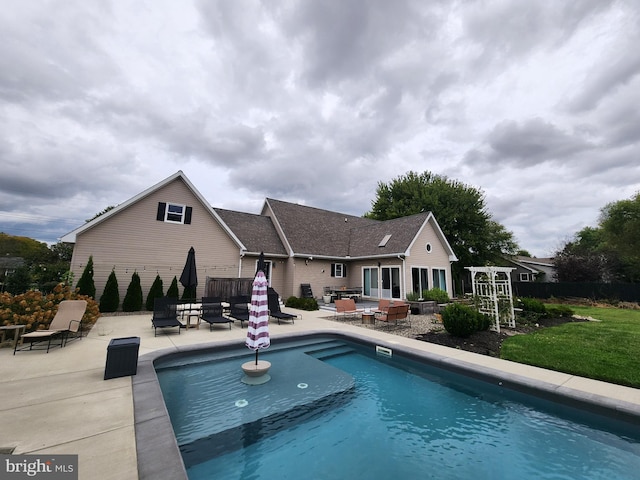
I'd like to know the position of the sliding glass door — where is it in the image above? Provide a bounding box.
[363,267,379,297]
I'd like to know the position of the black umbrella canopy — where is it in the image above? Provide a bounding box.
[256,251,266,275]
[180,247,198,299]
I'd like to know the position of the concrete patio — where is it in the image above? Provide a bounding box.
[1,308,639,480]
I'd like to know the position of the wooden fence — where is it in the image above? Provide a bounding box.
[205,277,254,302]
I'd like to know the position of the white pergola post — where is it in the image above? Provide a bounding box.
[466,266,515,333]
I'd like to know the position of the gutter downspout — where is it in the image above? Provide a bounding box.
[398,255,406,300]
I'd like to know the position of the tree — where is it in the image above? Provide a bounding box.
[100,269,119,312]
[146,274,164,311]
[76,256,96,298]
[366,171,518,290]
[122,271,143,312]
[167,276,180,299]
[599,193,640,282]
[4,266,33,294]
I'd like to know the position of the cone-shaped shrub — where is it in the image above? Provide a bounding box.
[145,275,164,311]
[99,269,119,313]
[76,255,96,298]
[166,276,179,299]
[122,271,143,312]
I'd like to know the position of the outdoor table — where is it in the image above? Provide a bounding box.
[0,325,26,349]
[361,312,374,325]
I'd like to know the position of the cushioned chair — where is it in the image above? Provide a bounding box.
[15,300,87,354]
[374,304,410,327]
[334,299,364,320]
[151,297,183,336]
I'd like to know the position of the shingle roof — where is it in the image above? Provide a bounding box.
[214,208,288,256]
[264,198,379,257]
[263,199,434,258]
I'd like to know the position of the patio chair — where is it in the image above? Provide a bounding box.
[228,295,250,327]
[151,297,183,336]
[374,304,411,327]
[14,300,87,354]
[334,299,364,320]
[200,302,233,330]
[267,288,300,324]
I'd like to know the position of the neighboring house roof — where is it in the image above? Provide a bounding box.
[60,171,244,249]
[0,256,25,270]
[515,256,555,268]
[214,208,288,257]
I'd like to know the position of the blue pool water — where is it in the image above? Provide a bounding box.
[156,340,640,480]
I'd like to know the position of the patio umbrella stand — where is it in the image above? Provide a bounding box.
[242,269,271,385]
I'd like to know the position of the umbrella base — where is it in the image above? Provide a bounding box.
[241,360,271,385]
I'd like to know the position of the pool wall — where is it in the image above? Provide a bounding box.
[133,329,640,480]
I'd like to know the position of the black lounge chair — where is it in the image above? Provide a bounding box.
[200,301,233,330]
[152,297,183,336]
[229,295,250,327]
[267,288,300,325]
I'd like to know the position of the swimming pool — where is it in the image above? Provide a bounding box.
[146,335,640,480]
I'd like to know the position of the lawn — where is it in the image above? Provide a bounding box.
[501,305,640,388]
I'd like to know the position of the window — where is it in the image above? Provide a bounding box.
[363,267,379,297]
[331,263,346,278]
[519,273,530,282]
[425,243,432,253]
[157,202,192,224]
[432,268,447,292]
[257,260,272,284]
[412,267,429,295]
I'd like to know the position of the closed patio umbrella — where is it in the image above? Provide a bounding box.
[245,270,270,365]
[179,246,198,301]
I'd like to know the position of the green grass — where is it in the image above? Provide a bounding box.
[501,305,640,388]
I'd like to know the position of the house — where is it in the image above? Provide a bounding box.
[61,171,458,305]
[502,256,557,283]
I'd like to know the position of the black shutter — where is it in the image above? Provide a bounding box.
[184,206,192,224]
[156,202,166,221]
[331,264,335,277]
[343,264,347,277]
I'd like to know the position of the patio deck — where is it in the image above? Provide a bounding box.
[1,308,639,479]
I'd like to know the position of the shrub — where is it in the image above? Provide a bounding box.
[285,296,319,311]
[0,283,100,332]
[99,270,119,313]
[76,255,96,298]
[422,288,450,304]
[167,276,180,299]
[145,275,164,311]
[546,305,575,317]
[518,297,546,314]
[406,291,420,301]
[476,311,492,331]
[442,303,478,337]
[122,271,143,312]
[4,266,33,294]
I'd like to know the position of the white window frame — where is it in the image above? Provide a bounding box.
[519,273,530,282]
[334,263,345,278]
[432,268,447,293]
[165,203,186,224]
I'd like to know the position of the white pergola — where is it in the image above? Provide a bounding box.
[466,266,515,333]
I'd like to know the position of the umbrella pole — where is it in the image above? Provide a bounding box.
[255,350,259,365]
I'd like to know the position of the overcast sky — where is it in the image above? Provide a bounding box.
[1,1,639,257]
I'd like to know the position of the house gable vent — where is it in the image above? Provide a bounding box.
[378,234,392,247]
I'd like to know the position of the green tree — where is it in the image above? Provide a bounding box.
[122,271,143,312]
[554,227,615,282]
[146,275,164,311]
[600,192,640,282]
[167,276,179,299]
[4,265,33,294]
[366,171,518,290]
[100,269,120,312]
[76,256,96,298]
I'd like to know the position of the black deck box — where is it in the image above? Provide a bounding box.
[104,336,140,380]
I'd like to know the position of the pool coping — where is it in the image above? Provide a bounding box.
[133,328,640,480]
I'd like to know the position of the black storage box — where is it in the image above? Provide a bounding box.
[104,336,140,380]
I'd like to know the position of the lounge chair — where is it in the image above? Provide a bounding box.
[267,288,300,324]
[374,304,411,327]
[228,295,250,327]
[334,299,364,320]
[14,300,87,354]
[200,302,233,330]
[152,297,183,336]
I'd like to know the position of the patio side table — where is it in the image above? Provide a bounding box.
[0,325,26,349]
[104,337,140,380]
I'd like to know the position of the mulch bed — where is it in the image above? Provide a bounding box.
[415,316,588,357]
